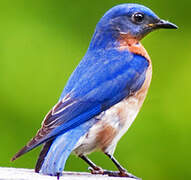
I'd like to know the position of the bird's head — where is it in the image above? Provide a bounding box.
[90,4,177,49]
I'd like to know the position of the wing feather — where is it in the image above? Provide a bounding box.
[12,51,149,161]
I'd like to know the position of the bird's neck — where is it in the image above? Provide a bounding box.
[89,29,119,51]
[118,33,151,63]
[89,30,151,63]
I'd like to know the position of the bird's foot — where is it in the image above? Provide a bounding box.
[119,170,141,179]
[89,167,140,179]
[104,170,140,179]
[88,166,104,174]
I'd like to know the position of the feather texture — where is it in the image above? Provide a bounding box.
[10,3,175,177]
[12,49,149,161]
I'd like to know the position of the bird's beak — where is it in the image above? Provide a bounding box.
[148,20,178,29]
[155,19,178,29]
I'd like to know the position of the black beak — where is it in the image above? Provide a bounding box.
[155,19,178,29]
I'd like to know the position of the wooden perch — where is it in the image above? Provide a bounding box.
[0,167,136,180]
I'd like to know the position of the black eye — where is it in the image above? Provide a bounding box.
[132,13,145,23]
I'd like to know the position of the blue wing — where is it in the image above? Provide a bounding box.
[12,49,149,160]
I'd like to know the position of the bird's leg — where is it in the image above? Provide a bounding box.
[104,153,140,179]
[79,154,140,179]
[105,153,126,173]
[79,155,104,174]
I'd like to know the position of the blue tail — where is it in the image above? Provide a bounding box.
[38,118,97,176]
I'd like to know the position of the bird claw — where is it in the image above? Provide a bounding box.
[104,170,140,179]
[88,167,140,179]
[88,166,104,174]
[118,170,141,179]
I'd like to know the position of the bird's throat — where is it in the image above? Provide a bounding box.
[118,34,151,62]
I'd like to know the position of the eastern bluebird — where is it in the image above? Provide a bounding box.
[12,3,177,179]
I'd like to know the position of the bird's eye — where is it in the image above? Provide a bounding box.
[132,13,145,24]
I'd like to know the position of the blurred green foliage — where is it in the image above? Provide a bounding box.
[0,0,190,180]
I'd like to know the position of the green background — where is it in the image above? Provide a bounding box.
[1,0,190,179]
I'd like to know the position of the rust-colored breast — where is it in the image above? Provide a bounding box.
[118,34,151,63]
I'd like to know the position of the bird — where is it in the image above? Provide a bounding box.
[11,3,177,180]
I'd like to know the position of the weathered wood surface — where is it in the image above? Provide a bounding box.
[0,167,135,180]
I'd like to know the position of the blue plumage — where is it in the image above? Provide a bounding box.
[40,118,98,175]
[12,3,177,178]
[16,49,149,153]
[54,51,148,134]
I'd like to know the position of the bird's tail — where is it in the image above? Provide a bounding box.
[36,118,97,176]
[35,139,54,173]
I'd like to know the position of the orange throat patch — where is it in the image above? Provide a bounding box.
[118,34,151,62]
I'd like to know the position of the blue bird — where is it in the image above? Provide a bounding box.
[12,3,177,179]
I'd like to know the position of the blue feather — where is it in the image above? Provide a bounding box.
[40,118,98,175]
[11,3,177,177]
[18,50,149,153]
[40,50,149,146]
[12,3,155,176]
